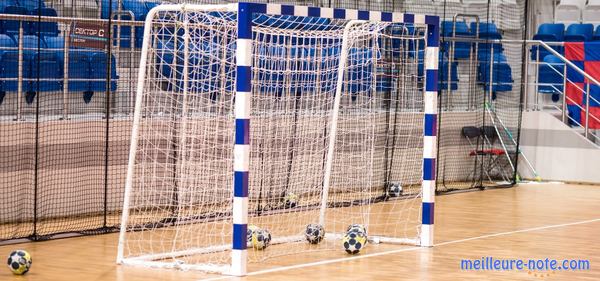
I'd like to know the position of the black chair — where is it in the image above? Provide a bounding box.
[462,126,511,184]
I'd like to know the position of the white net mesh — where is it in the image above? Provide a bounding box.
[119,5,427,273]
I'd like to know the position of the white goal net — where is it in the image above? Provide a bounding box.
[118,3,434,275]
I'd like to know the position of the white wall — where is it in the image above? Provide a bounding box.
[531,0,556,30]
[519,111,600,183]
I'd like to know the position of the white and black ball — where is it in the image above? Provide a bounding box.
[249,228,272,250]
[387,182,403,197]
[247,224,259,247]
[346,224,367,236]
[342,230,367,255]
[283,193,299,208]
[304,224,325,244]
[7,250,32,275]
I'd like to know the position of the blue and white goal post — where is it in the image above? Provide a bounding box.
[117,1,438,276]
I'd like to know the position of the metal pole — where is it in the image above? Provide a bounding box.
[534,45,540,110]
[488,43,494,100]
[585,83,590,138]
[447,19,456,108]
[561,61,567,123]
[63,25,70,119]
[523,44,529,110]
[129,25,135,114]
[473,16,480,111]
[0,13,144,26]
[17,22,24,121]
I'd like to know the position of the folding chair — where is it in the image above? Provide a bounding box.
[462,126,512,184]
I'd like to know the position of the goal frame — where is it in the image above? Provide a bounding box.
[117,2,439,276]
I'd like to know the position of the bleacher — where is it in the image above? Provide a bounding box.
[440,20,513,97]
[0,0,526,110]
[0,0,125,106]
[531,20,600,80]
[531,1,600,128]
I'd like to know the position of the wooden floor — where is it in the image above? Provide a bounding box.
[1,183,599,280]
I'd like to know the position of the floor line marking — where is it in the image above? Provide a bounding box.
[200,218,600,280]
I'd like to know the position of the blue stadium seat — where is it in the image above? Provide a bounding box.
[15,35,44,54]
[100,0,122,19]
[0,51,33,99]
[30,8,59,37]
[145,1,159,11]
[594,26,600,41]
[1,6,29,35]
[346,48,376,96]
[113,24,136,48]
[18,0,46,12]
[70,51,92,94]
[471,22,504,61]
[538,55,564,100]
[101,0,144,48]
[390,24,425,59]
[477,42,504,62]
[441,21,473,59]
[29,52,62,99]
[89,52,118,97]
[12,36,58,103]
[0,34,16,49]
[478,53,513,94]
[122,0,144,18]
[256,45,292,96]
[533,23,566,41]
[439,55,459,91]
[43,36,63,49]
[0,34,17,104]
[471,22,504,62]
[47,37,93,95]
[121,0,148,48]
[564,23,594,42]
[471,22,502,39]
[0,0,19,12]
[532,23,566,60]
[44,37,111,100]
[154,39,176,90]
[319,46,340,94]
[0,34,60,104]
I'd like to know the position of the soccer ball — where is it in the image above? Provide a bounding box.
[387,182,403,197]
[7,250,32,275]
[342,230,367,254]
[304,224,325,244]
[283,193,299,208]
[246,224,258,244]
[249,228,272,250]
[346,224,367,236]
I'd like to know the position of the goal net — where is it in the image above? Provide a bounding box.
[118,3,438,275]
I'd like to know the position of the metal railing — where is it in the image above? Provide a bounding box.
[442,34,600,144]
[525,40,600,144]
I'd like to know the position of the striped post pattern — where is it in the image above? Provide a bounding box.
[228,3,439,274]
[231,2,253,276]
[421,15,440,247]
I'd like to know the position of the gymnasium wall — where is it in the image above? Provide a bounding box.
[519,111,600,183]
[0,0,527,241]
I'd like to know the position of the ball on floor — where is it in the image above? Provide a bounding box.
[305,224,325,244]
[342,230,367,255]
[250,228,272,250]
[387,182,403,197]
[7,250,32,275]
